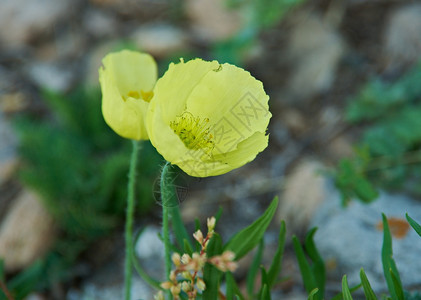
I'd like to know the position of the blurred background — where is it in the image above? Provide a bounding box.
[1,0,421,299]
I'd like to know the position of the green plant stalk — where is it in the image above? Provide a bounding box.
[124,140,140,300]
[160,161,174,299]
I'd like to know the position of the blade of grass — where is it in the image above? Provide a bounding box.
[405,213,421,237]
[267,220,286,288]
[226,272,245,300]
[359,268,378,300]
[342,275,353,300]
[308,288,319,300]
[332,283,362,300]
[246,238,264,298]
[225,197,279,260]
[292,235,318,297]
[304,227,325,297]
[390,269,405,300]
[132,229,162,290]
[381,213,403,300]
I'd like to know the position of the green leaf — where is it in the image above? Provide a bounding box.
[332,283,362,300]
[203,234,223,300]
[8,260,45,299]
[226,272,245,300]
[304,228,325,297]
[258,265,270,300]
[390,269,405,300]
[259,284,271,300]
[246,238,264,298]
[292,235,318,298]
[183,239,193,256]
[342,275,353,300]
[165,171,192,249]
[381,214,403,300]
[308,288,319,300]
[215,206,223,224]
[405,213,421,237]
[267,220,286,288]
[359,268,378,300]
[225,197,279,259]
[132,229,162,290]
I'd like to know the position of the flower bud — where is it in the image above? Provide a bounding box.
[154,291,165,300]
[196,277,206,291]
[172,252,181,267]
[193,229,204,244]
[207,217,216,232]
[161,281,173,289]
[181,253,191,265]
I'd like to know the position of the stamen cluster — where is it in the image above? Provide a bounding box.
[170,112,214,152]
[156,217,237,300]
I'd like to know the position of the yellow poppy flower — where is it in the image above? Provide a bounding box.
[147,58,271,177]
[99,50,157,140]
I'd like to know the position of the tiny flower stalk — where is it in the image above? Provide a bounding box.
[157,216,238,299]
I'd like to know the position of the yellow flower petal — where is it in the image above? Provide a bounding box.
[99,50,157,140]
[147,58,271,177]
[149,58,220,123]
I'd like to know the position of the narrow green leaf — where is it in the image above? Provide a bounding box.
[246,238,264,298]
[267,220,286,289]
[132,229,162,290]
[308,288,319,300]
[215,206,223,223]
[260,284,271,300]
[183,239,193,256]
[8,260,44,299]
[304,227,325,297]
[381,213,403,300]
[405,213,421,237]
[226,272,246,300]
[259,266,270,299]
[203,234,223,300]
[390,269,405,300]
[169,199,192,249]
[359,268,378,300]
[292,235,318,297]
[132,253,162,290]
[225,197,279,260]
[342,275,353,300]
[332,283,362,300]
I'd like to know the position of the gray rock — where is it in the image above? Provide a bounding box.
[384,3,421,69]
[131,23,189,58]
[286,13,345,100]
[0,190,57,272]
[83,9,119,39]
[278,160,327,237]
[27,61,75,92]
[311,185,421,294]
[185,0,244,42]
[67,277,153,300]
[135,226,165,280]
[0,0,73,49]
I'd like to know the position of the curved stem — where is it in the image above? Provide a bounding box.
[124,140,140,300]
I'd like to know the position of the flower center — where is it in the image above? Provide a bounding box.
[124,90,154,102]
[170,112,214,152]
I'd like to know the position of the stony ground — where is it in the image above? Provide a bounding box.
[1,0,421,299]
